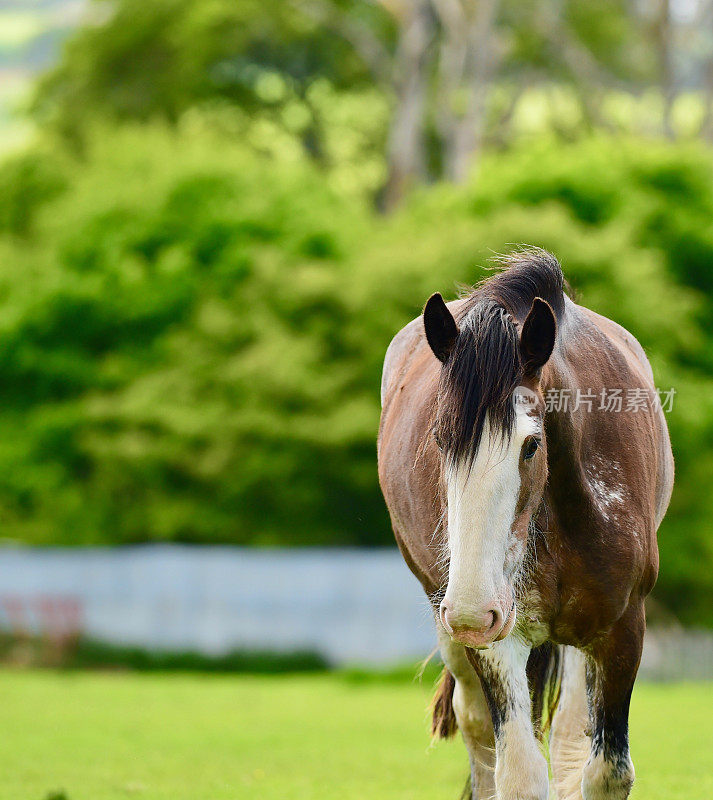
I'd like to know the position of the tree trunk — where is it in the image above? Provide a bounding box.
[448,0,499,182]
[699,2,713,141]
[433,0,468,176]
[701,58,713,140]
[434,0,500,184]
[381,0,433,211]
[657,0,676,138]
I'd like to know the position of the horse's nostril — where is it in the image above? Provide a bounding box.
[439,601,453,632]
[486,608,502,632]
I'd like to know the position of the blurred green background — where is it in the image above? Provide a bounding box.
[0,0,712,627]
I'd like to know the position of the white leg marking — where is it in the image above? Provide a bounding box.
[480,637,549,800]
[581,750,634,800]
[550,647,590,800]
[438,627,496,799]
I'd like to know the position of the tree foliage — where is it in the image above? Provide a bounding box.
[33,0,660,206]
[32,0,383,154]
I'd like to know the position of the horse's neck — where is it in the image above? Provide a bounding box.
[539,314,592,531]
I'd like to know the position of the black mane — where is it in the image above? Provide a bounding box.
[468,248,566,323]
[435,249,565,465]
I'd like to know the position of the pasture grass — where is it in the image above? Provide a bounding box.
[0,670,710,800]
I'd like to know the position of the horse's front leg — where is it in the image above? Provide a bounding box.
[581,602,644,800]
[467,636,549,800]
[437,627,496,800]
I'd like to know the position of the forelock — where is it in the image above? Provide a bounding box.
[435,300,521,465]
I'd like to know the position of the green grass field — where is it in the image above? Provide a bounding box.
[0,671,710,800]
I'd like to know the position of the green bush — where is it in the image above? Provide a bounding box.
[0,151,67,235]
[0,126,711,624]
[0,632,328,672]
[70,640,329,673]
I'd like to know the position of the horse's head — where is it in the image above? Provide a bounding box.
[424,292,556,648]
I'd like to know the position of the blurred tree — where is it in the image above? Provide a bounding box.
[33,0,659,206]
[32,0,379,156]
[432,0,500,183]
[380,0,433,208]
[691,0,713,140]
[500,0,652,132]
[301,0,436,208]
[654,0,676,137]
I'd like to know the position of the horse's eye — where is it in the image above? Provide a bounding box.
[522,436,540,461]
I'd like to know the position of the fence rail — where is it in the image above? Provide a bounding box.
[0,544,434,665]
[0,544,710,677]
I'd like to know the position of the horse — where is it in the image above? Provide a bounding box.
[377,249,673,800]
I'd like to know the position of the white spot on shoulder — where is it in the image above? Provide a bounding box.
[585,454,627,523]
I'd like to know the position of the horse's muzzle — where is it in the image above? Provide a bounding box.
[439,597,516,648]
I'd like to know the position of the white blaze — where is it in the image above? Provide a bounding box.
[444,406,539,616]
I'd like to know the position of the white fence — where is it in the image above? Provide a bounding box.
[639,628,713,682]
[0,544,710,676]
[0,545,435,665]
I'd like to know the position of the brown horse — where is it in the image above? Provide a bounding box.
[377,249,673,800]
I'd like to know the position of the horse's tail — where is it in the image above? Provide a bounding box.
[431,667,458,739]
[527,641,563,739]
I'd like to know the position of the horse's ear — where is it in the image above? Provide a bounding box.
[520,297,556,377]
[424,293,458,363]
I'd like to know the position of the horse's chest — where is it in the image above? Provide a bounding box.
[516,588,553,647]
[520,560,631,647]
